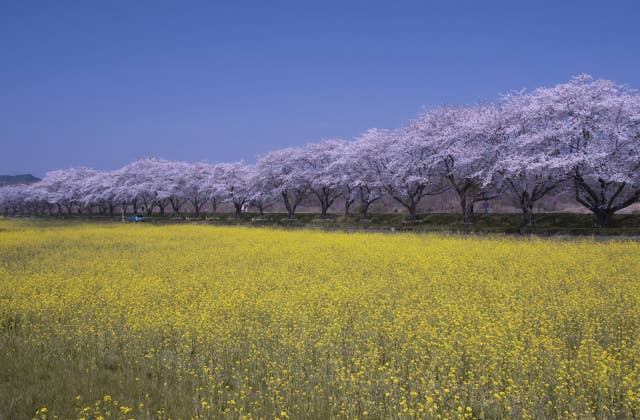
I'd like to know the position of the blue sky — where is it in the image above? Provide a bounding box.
[1,1,639,176]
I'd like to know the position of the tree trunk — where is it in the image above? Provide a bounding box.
[460,194,473,224]
[521,205,533,226]
[462,205,473,224]
[234,203,242,221]
[391,195,419,221]
[358,187,380,220]
[572,174,640,228]
[345,198,354,216]
[360,202,370,220]
[407,201,418,221]
[169,198,182,216]
[593,209,613,227]
[320,203,329,218]
[283,192,296,220]
[315,188,336,219]
[519,193,534,226]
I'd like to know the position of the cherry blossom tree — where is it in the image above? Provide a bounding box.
[248,170,276,216]
[335,137,383,219]
[111,158,171,216]
[0,185,27,215]
[255,148,309,219]
[161,160,190,216]
[81,170,119,216]
[38,168,99,214]
[359,128,445,220]
[527,75,640,226]
[213,162,254,220]
[493,90,570,225]
[184,162,213,218]
[409,104,502,223]
[300,140,346,218]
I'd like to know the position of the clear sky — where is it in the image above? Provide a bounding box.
[1,1,639,177]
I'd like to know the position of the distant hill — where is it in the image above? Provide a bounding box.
[0,174,41,186]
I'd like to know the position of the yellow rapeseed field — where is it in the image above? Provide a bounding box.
[1,220,640,419]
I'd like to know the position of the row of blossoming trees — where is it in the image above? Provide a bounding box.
[2,75,640,226]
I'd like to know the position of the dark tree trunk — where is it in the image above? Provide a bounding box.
[193,200,200,217]
[398,199,419,220]
[191,199,204,218]
[519,193,535,226]
[521,204,533,226]
[313,188,339,218]
[388,187,423,221]
[143,200,157,216]
[357,187,380,220]
[459,193,473,224]
[344,197,355,216]
[283,192,296,219]
[344,187,356,216]
[573,174,640,228]
[360,202,371,219]
[451,181,479,224]
[169,198,182,216]
[407,201,418,221]
[445,160,473,224]
[320,202,329,218]
[282,190,303,220]
[593,209,614,228]
[234,203,242,221]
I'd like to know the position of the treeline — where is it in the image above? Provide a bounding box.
[0,174,40,187]
[2,75,639,226]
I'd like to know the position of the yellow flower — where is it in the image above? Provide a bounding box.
[2,220,640,419]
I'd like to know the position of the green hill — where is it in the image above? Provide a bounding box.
[0,174,40,186]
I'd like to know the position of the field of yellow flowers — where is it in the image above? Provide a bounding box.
[1,219,640,419]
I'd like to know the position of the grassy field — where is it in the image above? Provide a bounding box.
[1,220,640,418]
[15,211,640,236]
